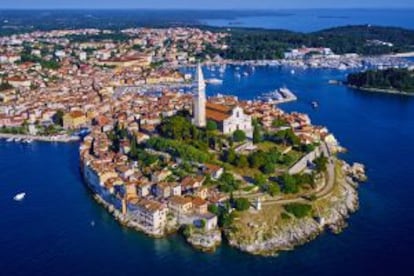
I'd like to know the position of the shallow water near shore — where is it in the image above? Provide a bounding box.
[1,66,414,275]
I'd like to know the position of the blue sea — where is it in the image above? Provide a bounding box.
[203,9,414,32]
[2,63,414,275]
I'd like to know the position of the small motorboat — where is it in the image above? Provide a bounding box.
[311,101,319,108]
[13,192,26,201]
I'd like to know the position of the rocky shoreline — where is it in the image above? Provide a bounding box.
[348,85,414,96]
[82,153,364,255]
[225,163,361,256]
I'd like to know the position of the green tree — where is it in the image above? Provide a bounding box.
[253,125,261,144]
[225,148,237,164]
[261,163,276,175]
[208,204,219,215]
[233,129,246,142]
[254,173,267,187]
[53,110,64,126]
[314,155,328,172]
[206,120,218,131]
[159,115,192,141]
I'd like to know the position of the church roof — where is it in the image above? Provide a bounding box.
[206,102,232,122]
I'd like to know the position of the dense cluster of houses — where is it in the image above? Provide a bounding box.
[0,27,338,237]
[0,27,226,132]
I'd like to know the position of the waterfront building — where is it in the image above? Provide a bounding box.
[168,196,193,216]
[134,199,168,233]
[192,197,208,214]
[63,111,87,129]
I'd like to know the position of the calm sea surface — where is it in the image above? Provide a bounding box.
[203,9,414,32]
[2,64,414,275]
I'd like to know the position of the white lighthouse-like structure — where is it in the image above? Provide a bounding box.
[192,63,206,128]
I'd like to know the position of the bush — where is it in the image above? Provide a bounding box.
[284,203,312,218]
[234,198,250,211]
[267,183,281,196]
[280,173,315,194]
[235,154,249,168]
[261,163,276,175]
[208,204,219,215]
[281,212,291,220]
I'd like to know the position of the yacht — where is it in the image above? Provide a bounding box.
[206,78,223,85]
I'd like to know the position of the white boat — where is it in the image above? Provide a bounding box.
[291,69,295,75]
[311,101,319,108]
[6,137,13,142]
[235,73,241,78]
[14,137,22,142]
[206,78,223,85]
[243,72,249,77]
[13,192,26,201]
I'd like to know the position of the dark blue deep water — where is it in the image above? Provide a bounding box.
[2,65,414,275]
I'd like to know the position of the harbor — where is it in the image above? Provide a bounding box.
[0,133,80,143]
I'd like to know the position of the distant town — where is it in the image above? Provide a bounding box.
[0,26,385,255]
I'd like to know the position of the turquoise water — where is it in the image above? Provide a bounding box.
[203,9,414,32]
[2,66,414,275]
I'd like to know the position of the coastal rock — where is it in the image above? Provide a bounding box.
[227,218,320,256]
[187,230,222,252]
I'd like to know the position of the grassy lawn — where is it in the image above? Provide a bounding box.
[230,205,285,243]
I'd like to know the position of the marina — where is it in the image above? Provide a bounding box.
[2,66,414,275]
[257,87,298,104]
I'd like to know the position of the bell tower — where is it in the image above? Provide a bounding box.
[192,63,206,128]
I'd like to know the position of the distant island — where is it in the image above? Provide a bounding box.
[203,25,414,60]
[347,68,414,95]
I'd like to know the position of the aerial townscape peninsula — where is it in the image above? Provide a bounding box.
[3,21,414,257]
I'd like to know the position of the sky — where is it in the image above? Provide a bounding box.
[1,0,414,9]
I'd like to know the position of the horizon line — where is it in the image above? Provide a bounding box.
[1,7,414,11]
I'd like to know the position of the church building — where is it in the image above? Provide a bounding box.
[192,64,253,137]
